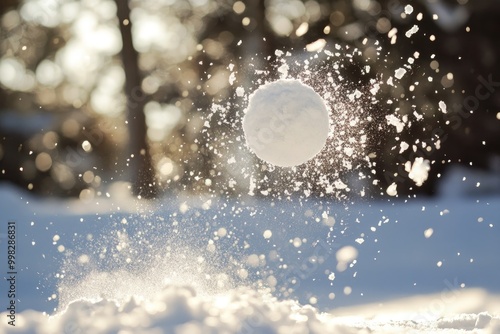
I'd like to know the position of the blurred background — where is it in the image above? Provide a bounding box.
[1,0,500,200]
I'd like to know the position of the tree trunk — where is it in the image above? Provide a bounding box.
[115,0,158,198]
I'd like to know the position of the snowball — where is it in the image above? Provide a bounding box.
[242,79,330,167]
[404,5,414,14]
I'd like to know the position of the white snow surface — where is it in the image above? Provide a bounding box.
[1,168,500,333]
[5,287,500,333]
[242,79,330,167]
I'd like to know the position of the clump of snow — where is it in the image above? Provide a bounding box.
[243,79,330,167]
[386,114,405,133]
[235,86,245,97]
[229,72,236,85]
[386,182,398,196]
[406,157,431,186]
[424,228,434,238]
[399,141,409,154]
[336,245,358,271]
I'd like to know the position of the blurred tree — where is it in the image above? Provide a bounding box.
[115,0,157,198]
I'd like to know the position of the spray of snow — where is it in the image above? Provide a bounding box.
[203,45,376,199]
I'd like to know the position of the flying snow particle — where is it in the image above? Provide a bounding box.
[306,39,327,52]
[386,182,398,196]
[439,100,447,113]
[355,238,365,244]
[229,72,236,85]
[370,83,380,95]
[424,228,434,238]
[395,68,407,80]
[242,79,330,167]
[295,22,309,37]
[399,141,409,154]
[405,25,419,38]
[386,114,405,133]
[388,27,398,44]
[236,87,245,97]
[406,157,430,186]
[404,5,414,15]
[334,180,348,190]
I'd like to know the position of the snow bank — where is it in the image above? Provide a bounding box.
[2,286,499,333]
[1,179,500,333]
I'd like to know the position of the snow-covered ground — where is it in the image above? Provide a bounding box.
[0,166,499,333]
